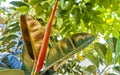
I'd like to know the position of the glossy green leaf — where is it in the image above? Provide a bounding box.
[86,53,99,67]
[94,43,107,58]
[46,33,96,68]
[0,69,24,75]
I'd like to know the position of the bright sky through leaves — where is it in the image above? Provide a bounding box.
[1,0,20,7]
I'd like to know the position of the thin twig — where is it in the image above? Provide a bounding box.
[99,65,112,75]
[14,35,22,52]
[99,66,107,75]
[3,11,17,24]
[54,60,67,71]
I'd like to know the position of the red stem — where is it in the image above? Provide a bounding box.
[35,0,58,73]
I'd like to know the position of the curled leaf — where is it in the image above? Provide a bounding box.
[20,15,44,59]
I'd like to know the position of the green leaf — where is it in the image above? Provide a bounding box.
[46,33,96,68]
[62,0,74,11]
[60,25,71,36]
[86,53,99,67]
[0,61,8,68]
[6,42,17,50]
[94,43,107,58]
[90,25,96,34]
[107,37,117,52]
[86,65,96,74]
[0,69,24,75]
[105,30,111,39]
[17,6,29,13]
[105,73,116,75]
[93,16,104,24]
[105,47,112,66]
[22,47,34,75]
[94,24,104,34]
[28,0,39,6]
[11,26,20,32]
[2,35,18,45]
[34,3,44,16]
[115,36,120,64]
[112,30,119,39]
[57,17,63,26]
[113,66,120,74]
[8,22,19,27]
[10,1,28,7]
[71,6,80,23]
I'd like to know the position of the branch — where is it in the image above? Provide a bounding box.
[3,12,17,24]
[14,35,22,52]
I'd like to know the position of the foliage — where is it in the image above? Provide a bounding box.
[0,0,120,75]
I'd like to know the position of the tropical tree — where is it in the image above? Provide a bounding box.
[0,0,120,75]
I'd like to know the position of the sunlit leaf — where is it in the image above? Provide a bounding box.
[112,30,119,39]
[28,0,39,6]
[94,24,104,34]
[34,3,44,16]
[17,6,29,13]
[57,17,63,26]
[105,47,112,66]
